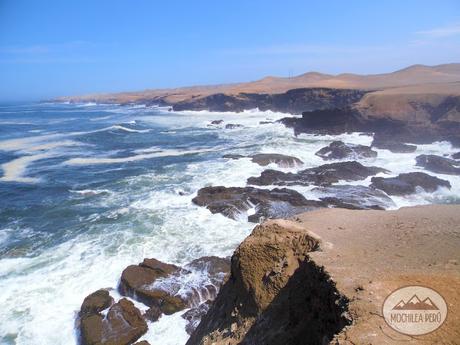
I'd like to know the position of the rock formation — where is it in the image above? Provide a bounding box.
[370,172,451,195]
[315,141,377,160]
[416,154,460,175]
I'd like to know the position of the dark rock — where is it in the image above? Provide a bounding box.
[80,298,147,345]
[416,154,460,175]
[222,154,245,160]
[119,259,186,314]
[315,141,377,160]
[210,120,223,125]
[248,161,388,187]
[371,172,451,195]
[192,186,326,222]
[250,153,303,167]
[182,301,212,335]
[312,185,395,210]
[371,138,417,153]
[133,342,151,345]
[225,123,243,129]
[80,289,113,316]
[259,121,273,125]
[453,152,460,160]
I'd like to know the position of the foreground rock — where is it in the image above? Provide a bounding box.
[370,172,451,195]
[247,161,387,187]
[187,220,349,345]
[188,205,460,345]
[223,153,303,167]
[192,186,325,222]
[312,185,395,210]
[416,154,460,175]
[315,141,377,160]
[119,258,186,314]
[79,296,147,345]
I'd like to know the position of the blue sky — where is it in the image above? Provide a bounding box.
[1,0,459,101]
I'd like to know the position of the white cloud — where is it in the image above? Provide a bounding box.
[416,23,460,38]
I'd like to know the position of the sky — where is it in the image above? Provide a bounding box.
[0,0,460,101]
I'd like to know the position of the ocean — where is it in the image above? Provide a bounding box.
[0,102,459,345]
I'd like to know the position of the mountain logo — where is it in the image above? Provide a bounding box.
[382,286,447,336]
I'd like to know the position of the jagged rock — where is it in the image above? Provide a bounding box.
[210,120,223,125]
[250,153,303,167]
[453,152,460,160]
[225,123,243,129]
[315,141,377,160]
[186,220,349,345]
[79,289,114,316]
[312,185,395,210]
[80,298,147,345]
[119,258,186,314]
[222,154,245,160]
[371,138,417,153]
[416,154,460,175]
[371,172,451,195]
[182,301,212,335]
[223,153,303,168]
[192,186,326,222]
[247,161,387,187]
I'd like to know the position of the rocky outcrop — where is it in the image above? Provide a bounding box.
[170,88,366,114]
[312,185,395,210]
[79,297,147,345]
[119,258,186,314]
[223,153,303,167]
[186,220,350,345]
[370,172,451,195]
[453,152,460,160]
[247,161,387,187]
[416,154,460,175]
[315,141,377,160]
[225,123,243,129]
[192,186,325,222]
[371,137,417,153]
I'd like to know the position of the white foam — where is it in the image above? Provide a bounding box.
[0,153,52,183]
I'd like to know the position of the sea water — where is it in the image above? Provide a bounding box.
[0,102,459,345]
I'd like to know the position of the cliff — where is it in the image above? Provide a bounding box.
[187,205,460,345]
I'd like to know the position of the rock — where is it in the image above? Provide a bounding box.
[119,258,186,314]
[250,153,303,167]
[222,154,245,160]
[79,289,114,316]
[315,141,377,160]
[210,120,223,125]
[259,121,273,125]
[192,186,326,222]
[312,185,395,210]
[144,305,162,322]
[453,152,460,160]
[371,172,451,195]
[223,153,303,168]
[247,161,388,187]
[182,301,212,335]
[371,138,417,153]
[80,298,147,345]
[186,220,349,345]
[133,342,151,345]
[225,123,243,129]
[416,154,460,175]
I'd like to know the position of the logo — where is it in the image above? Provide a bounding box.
[382,286,447,336]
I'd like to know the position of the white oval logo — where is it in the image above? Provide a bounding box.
[382,285,448,335]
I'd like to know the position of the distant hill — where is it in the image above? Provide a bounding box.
[58,63,460,105]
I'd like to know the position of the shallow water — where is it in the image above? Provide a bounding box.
[0,102,458,345]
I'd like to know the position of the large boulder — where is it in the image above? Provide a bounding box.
[247,161,388,187]
[416,154,460,175]
[79,289,114,316]
[186,220,350,345]
[192,186,326,222]
[119,258,186,314]
[79,298,147,345]
[315,141,377,160]
[312,185,395,210]
[370,172,451,195]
